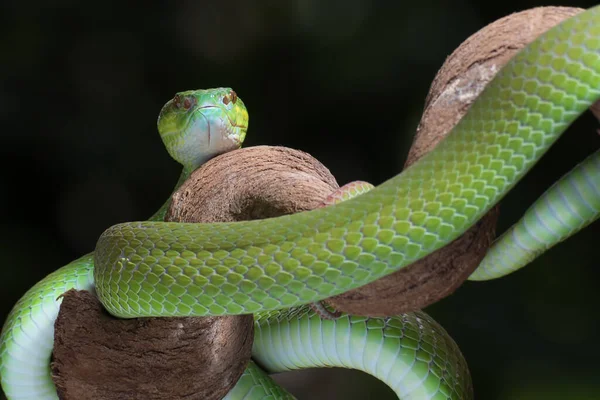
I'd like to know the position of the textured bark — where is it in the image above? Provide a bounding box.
[52,290,253,400]
[326,6,583,315]
[164,7,585,317]
[50,147,338,400]
[51,6,587,399]
[166,146,339,223]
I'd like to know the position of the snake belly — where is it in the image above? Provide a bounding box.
[470,148,600,280]
[95,7,600,320]
[0,93,472,399]
[251,307,471,399]
[2,6,600,400]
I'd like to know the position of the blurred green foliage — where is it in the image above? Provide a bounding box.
[1,1,599,399]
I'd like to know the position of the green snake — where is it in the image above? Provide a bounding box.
[3,6,600,399]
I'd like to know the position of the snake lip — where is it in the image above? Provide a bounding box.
[196,105,247,129]
[162,106,245,141]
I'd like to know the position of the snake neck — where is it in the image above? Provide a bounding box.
[148,168,191,222]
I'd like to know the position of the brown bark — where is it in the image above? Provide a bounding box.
[327,6,584,315]
[51,147,339,400]
[166,146,339,223]
[52,290,253,400]
[51,6,586,399]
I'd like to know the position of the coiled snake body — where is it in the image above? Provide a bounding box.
[2,6,600,399]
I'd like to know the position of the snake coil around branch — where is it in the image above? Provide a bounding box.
[50,5,588,400]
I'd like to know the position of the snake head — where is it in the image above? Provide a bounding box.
[157,88,249,172]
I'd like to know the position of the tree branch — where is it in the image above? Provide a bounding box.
[51,6,586,399]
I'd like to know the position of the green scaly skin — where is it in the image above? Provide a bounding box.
[2,5,600,399]
[223,360,295,400]
[229,305,472,399]
[94,8,600,319]
[0,88,252,399]
[0,85,468,400]
[250,307,471,399]
[470,148,600,280]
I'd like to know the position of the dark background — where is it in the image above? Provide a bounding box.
[2,1,600,399]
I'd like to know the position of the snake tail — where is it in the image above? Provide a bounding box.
[223,360,296,400]
[470,148,600,280]
[94,6,600,319]
[0,88,248,400]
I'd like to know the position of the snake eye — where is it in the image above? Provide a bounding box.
[222,90,237,106]
[173,95,195,110]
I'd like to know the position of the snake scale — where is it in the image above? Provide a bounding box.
[3,5,600,400]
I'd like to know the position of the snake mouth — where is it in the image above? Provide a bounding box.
[196,105,247,129]
[161,106,246,142]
